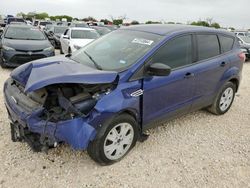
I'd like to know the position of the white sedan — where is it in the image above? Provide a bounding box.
[60,27,100,54]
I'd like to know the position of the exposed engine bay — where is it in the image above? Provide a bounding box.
[12,79,115,121]
[5,78,117,152]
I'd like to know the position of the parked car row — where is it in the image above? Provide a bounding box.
[233,31,250,61]
[0,18,116,68]
[43,23,113,51]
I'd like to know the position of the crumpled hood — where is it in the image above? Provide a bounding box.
[10,55,118,93]
[3,38,51,51]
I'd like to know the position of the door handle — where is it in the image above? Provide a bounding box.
[220,62,227,67]
[184,72,195,79]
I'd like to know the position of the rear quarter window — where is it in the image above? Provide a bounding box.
[197,34,220,61]
[219,35,234,53]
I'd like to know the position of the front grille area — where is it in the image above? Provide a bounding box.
[9,54,46,64]
[15,49,44,53]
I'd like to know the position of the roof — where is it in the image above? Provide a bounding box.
[121,24,234,36]
[7,24,32,28]
[69,27,95,31]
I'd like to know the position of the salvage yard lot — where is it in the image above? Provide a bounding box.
[0,55,250,187]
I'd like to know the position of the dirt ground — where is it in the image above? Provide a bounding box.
[0,56,250,188]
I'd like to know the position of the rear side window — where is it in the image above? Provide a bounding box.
[151,35,192,69]
[197,34,220,61]
[219,35,234,53]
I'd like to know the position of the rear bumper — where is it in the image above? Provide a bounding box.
[3,79,96,150]
[1,50,55,67]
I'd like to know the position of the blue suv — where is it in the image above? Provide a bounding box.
[3,24,244,165]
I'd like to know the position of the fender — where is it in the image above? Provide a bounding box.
[90,80,142,129]
[217,66,240,92]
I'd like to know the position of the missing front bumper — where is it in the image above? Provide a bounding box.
[4,78,97,151]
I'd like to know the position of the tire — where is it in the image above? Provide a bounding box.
[60,45,64,54]
[68,47,72,54]
[87,114,139,165]
[207,82,236,115]
[50,40,56,48]
[0,57,6,68]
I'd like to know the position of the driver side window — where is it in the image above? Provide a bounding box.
[150,35,193,69]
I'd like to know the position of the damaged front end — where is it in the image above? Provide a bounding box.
[4,77,116,152]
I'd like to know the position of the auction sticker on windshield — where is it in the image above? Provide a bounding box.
[132,38,154,45]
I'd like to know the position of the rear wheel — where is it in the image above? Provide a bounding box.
[68,47,72,54]
[207,82,236,115]
[87,114,138,165]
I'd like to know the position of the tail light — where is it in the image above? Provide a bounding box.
[238,52,246,62]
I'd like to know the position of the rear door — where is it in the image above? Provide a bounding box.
[142,34,196,129]
[190,33,233,109]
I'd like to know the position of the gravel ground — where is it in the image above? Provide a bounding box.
[0,55,250,188]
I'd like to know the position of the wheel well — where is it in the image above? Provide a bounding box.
[229,78,239,92]
[119,110,138,123]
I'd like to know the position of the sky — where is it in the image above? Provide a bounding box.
[0,0,248,29]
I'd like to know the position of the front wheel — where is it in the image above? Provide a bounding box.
[87,114,139,165]
[0,57,6,68]
[207,82,236,115]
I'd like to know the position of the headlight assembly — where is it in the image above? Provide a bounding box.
[43,46,54,52]
[2,45,15,51]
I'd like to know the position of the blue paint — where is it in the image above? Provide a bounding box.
[4,25,243,150]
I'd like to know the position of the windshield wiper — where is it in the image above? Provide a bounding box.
[84,51,102,70]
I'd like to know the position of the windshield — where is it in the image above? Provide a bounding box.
[71,30,163,71]
[5,27,46,40]
[45,25,53,30]
[239,36,250,43]
[94,27,111,36]
[74,23,88,27]
[8,18,24,24]
[71,30,99,39]
[54,27,68,34]
[40,22,52,26]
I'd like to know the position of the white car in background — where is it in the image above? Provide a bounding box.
[60,27,100,54]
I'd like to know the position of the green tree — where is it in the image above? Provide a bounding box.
[210,22,220,29]
[191,21,210,27]
[82,16,97,22]
[167,21,175,24]
[50,15,73,22]
[145,20,161,24]
[16,12,26,18]
[100,19,112,25]
[113,19,123,25]
[35,12,49,20]
[130,20,139,25]
[229,27,235,31]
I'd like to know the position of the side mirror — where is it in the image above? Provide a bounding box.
[63,35,69,39]
[147,63,171,76]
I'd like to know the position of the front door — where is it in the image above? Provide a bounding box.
[142,34,196,129]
